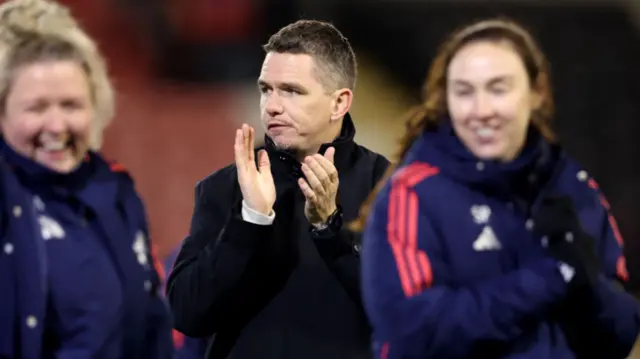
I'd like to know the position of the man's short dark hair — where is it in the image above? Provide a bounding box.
[263,20,357,92]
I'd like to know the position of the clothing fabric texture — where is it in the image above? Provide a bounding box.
[167,114,389,359]
[0,138,173,359]
[362,124,640,359]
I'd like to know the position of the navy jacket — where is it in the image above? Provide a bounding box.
[362,125,640,359]
[0,140,173,359]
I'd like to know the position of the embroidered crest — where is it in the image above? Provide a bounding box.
[471,205,491,224]
[39,215,65,240]
[470,205,500,251]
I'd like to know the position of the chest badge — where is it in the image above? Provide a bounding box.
[39,215,66,240]
[470,205,501,251]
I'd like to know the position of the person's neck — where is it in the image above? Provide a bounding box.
[294,123,342,162]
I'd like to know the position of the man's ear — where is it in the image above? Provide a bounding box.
[330,88,353,122]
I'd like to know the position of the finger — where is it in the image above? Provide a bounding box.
[323,147,335,164]
[247,125,255,163]
[257,149,271,174]
[298,178,317,203]
[313,154,339,183]
[257,150,275,193]
[234,129,247,170]
[301,162,325,196]
[305,156,330,185]
[241,124,251,163]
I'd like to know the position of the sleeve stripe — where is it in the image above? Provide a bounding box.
[380,342,390,359]
[606,210,623,246]
[387,162,439,297]
[109,161,127,173]
[617,257,630,282]
[587,179,629,282]
[388,185,413,296]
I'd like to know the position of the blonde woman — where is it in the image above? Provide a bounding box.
[0,1,173,358]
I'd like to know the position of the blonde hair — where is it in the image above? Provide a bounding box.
[0,0,115,149]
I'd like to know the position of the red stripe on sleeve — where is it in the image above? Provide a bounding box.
[617,256,630,282]
[380,342,390,359]
[109,162,127,173]
[587,179,629,281]
[387,162,439,297]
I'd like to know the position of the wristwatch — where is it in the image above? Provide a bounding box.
[310,206,343,239]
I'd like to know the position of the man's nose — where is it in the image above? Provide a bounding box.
[264,93,284,116]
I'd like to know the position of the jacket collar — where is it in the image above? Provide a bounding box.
[263,113,358,183]
[0,136,122,205]
[0,137,97,195]
[406,121,561,201]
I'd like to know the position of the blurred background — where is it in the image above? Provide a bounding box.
[46,0,640,291]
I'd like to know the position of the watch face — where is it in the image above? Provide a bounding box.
[353,243,361,254]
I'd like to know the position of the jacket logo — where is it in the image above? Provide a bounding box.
[473,226,501,251]
[39,215,65,240]
[558,262,575,283]
[471,205,491,224]
[133,230,149,268]
[470,205,501,251]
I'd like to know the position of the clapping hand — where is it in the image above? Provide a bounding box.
[234,124,276,216]
[298,147,339,227]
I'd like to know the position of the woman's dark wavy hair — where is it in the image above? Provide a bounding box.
[350,18,556,232]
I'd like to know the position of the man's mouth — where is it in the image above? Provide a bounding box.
[267,123,289,130]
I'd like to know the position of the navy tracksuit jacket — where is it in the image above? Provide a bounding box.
[362,124,640,358]
[0,138,173,359]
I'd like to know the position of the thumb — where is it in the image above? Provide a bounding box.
[324,147,335,163]
[257,149,271,172]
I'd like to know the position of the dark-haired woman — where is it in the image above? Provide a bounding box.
[358,19,640,359]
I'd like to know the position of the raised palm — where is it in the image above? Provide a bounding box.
[234,124,276,215]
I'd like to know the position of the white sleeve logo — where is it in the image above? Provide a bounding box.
[132,230,149,268]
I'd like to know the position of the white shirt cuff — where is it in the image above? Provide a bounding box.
[241,200,275,225]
